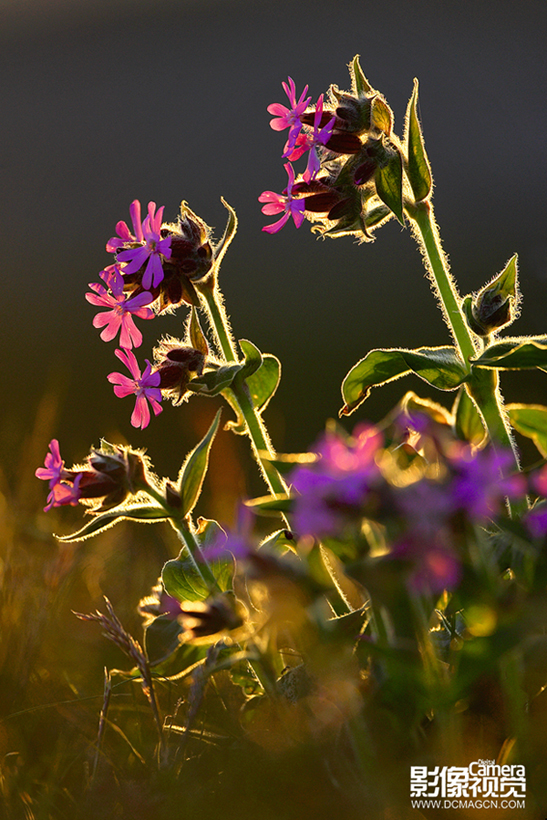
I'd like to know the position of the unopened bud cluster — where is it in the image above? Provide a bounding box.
[260,57,403,239]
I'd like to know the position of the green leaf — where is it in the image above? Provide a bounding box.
[471,338,547,370]
[507,403,547,457]
[350,55,373,96]
[255,450,318,476]
[162,552,234,605]
[194,518,235,592]
[212,197,238,270]
[238,338,263,379]
[452,386,486,445]
[375,148,404,225]
[245,493,294,514]
[405,79,432,202]
[223,354,281,435]
[371,97,393,135]
[189,306,208,355]
[144,614,185,666]
[57,504,168,542]
[162,557,210,603]
[259,528,297,554]
[177,409,222,516]
[188,364,243,396]
[341,346,468,415]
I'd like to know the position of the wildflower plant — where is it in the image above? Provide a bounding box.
[36,57,547,816]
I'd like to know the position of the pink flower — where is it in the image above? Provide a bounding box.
[286,95,336,182]
[36,439,83,511]
[86,265,155,349]
[116,201,172,290]
[44,474,83,512]
[106,200,144,252]
[35,439,65,488]
[267,77,311,156]
[259,163,306,234]
[107,348,162,429]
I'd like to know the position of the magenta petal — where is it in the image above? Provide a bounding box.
[262,212,291,234]
[129,200,144,242]
[131,395,151,429]
[119,316,142,349]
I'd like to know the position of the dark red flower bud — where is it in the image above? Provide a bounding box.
[153,341,206,405]
[324,133,363,154]
[304,192,341,213]
[353,159,377,186]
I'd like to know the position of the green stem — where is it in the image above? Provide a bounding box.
[407,200,477,367]
[198,282,289,499]
[406,200,525,514]
[170,516,222,594]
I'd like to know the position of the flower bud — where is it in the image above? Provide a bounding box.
[163,202,214,283]
[178,593,243,641]
[153,341,206,405]
[464,255,520,337]
[65,442,148,511]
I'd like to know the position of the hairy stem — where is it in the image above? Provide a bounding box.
[198,282,289,499]
[405,199,524,513]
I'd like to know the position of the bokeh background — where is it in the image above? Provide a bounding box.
[3,0,547,498]
[1,2,547,815]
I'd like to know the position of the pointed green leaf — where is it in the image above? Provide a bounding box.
[212,197,238,271]
[259,528,298,554]
[452,386,486,445]
[223,354,281,435]
[471,338,547,370]
[238,338,263,379]
[245,493,294,514]
[188,363,243,396]
[375,149,404,225]
[57,504,168,542]
[350,55,373,96]
[189,307,209,356]
[341,346,468,415]
[507,404,547,457]
[371,97,393,135]
[405,79,432,202]
[178,409,222,516]
[256,450,318,476]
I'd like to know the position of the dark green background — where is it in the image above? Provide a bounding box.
[2,0,547,492]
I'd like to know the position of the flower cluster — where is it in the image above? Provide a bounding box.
[85,200,216,429]
[288,415,540,595]
[35,439,148,512]
[259,61,402,239]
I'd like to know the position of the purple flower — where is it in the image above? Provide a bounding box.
[35,439,66,488]
[107,348,163,429]
[285,95,336,183]
[86,265,155,349]
[259,163,306,234]
[267,77,311,156]
[106,200,144,252]
[290,424,383,538]
[110,201,172,290]
[525,504,547,539]
[449,445,527,521]
[534,464,547,498]
[389,536,462,594]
